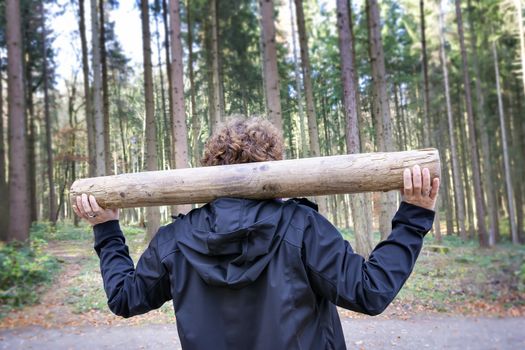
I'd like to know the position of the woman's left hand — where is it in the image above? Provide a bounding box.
[72,193,119,226]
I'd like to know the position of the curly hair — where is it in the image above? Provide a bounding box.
[201,117,284,166]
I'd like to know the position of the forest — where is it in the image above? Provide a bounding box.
[1,0,525,245]
[0,0,525,346]
[1,0,524,247]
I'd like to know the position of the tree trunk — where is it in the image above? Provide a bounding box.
[293,0,327,215]
[258,0,283,132]
[457,94,474,239]
[0,61,7,240]
[169,0,192,216]
[492,40,518,244]
[419,0,431,145]
[40,1,57,224]
[515,0,525,97]
[78,0,95,177]
[6,0,30,242]
[340,0,393,256]
[99,0,111,175]
[289,0,307,157]
[0,64,4,185]
[454,80,476,239]
[455,0,488,246]
[154,0,171,170]
[162,0,173,133]
[91,0,106,176]
[510,81,524,242]
[187,0,200,166]
[70,149,442,209]
[366,0,397,240]
[467,0,499,244]
[438,113,454,235]
[210,0,222,132]
[438,0,467,240]
[141,0,161,240]
[67,79,80,226]
[393,83,404,150]
[294,0,320,158]
[26,75,37,223]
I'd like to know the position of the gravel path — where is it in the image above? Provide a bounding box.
[1,315,523,349]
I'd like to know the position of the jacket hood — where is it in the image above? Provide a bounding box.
[176,197,296,289]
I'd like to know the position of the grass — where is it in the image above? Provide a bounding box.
[3,219,524,321]
[341,227,525,314]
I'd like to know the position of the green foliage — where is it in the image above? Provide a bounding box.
[0,239,60,317]
[30,221,93,241]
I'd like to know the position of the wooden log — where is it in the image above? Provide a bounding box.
[69,148,440,209]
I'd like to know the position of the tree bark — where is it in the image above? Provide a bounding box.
[66,78,80,226]
[336,0,374,257]
[78,0,95,177]
[169,0,192,216]
[515,0,525,97]
[99,0,112,175]
[438,0,467,240]
[467,0,499,244]
[294,0,320,158]
[419,0,431,145]
[154,0,171,170]
[492,40,518,244]
[210,0,222,132]
[6,0,30,242]
[141,0,161,240]
[91,0,106,176]
[40,1,57,224]
[289,0,307,157]
[162,0,173,131]
[0,65,4,186]
[187,0,200,166]
[26,74,37,223]
[366,0,397,240]
[0,61,7,240]
[70,149,441,209]
[455,0,488,246]
[258,0,283,132]
[510,81,524,242]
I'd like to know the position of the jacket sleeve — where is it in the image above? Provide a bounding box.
[302,201,434,316]
[93,220,172,318]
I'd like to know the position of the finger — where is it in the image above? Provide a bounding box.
[76,196,87,216]
[412,165,422,194]
[81,193,94,216]
[422,168,431,196]
[403,168,413,196]
[89,195,101,213]
[72,204,84,218]
[430,178,440,200]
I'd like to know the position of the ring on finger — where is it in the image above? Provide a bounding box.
[88,213,98,218]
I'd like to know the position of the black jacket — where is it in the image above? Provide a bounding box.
[93,198,434,350]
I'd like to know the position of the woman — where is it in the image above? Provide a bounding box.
[73,117,439,350]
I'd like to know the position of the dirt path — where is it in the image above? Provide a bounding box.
[1,315,524,349]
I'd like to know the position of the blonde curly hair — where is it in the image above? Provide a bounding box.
[201,117,284,166]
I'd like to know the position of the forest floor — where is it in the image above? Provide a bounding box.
[0,222,524,349]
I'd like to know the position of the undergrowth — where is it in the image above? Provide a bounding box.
[0,238,60,317]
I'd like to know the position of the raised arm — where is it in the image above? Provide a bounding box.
[302,165,439,315]
[73,194,172,318]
